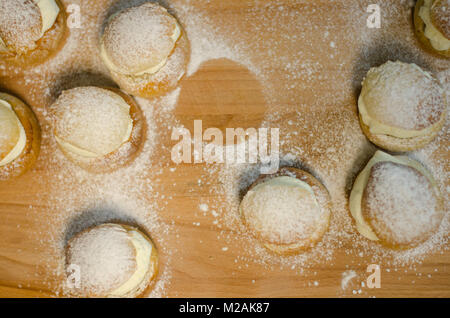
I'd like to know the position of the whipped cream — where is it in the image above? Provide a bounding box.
[36,0,60,37]
[419,0,450,51]
[55,117,133,159]
[109,230,154,297]
[358,94,441,139]
[0,100,26,166]
[254,176,316,196]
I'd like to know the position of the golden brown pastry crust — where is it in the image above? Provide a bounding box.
[360,161,444,249]
[53,87,146,173]
[414,0,450,58]
[0,92,40,181]
[241,167,332,255]
[107,29,190,99]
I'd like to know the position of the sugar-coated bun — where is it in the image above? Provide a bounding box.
[0,0,67,72]
[240,167,331,255]
[414,0,450,57]
[100,3,189,98]
[358,61,446,151]
[349,151,444,249]
[65,223,158,298]
[0,0,42,54]
[0,92,40,180]
[50,87,145,173]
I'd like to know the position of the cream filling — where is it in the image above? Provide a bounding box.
[349,150,436,241]
[0,38,7,52]
[55,117,133,159]
[419,0,450,51]
[358,89,443,139]
[36,0,60,37]
[242,176,320,213]
[0,0,60,51]
[0,100,27,166]
[100,22,181,76]
[109,230,154,297]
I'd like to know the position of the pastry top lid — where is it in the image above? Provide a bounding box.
[101,3,180,75]
[66,223,137,296]
[0,99,21,161]
[240,176,323,245]
[51,87,133,157]
[431,0,450,39]
[0,0,42,53]
[360,61,445,131]
[362,161,443,246]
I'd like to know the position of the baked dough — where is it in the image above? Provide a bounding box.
[0,0,67,72]
[358,61,446,152]
[414,0,450,58]
[65,223,158,298]
[100,3,190,98]
[0,92,41,180]
[239,167,332,255]
[49,87,145,173]
[349,150,444,249]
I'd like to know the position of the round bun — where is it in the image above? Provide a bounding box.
[0,0,68,73]
[239,167,331,255]
[0,92,41,180]
[358,61,446,152]
[50,87,145,173]
[100,3,189,98]
[65,223,158,298]
[0,0,42,54]
[414,0,450,58]
[349,151,444,249]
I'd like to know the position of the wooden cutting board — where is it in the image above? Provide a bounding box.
[0,0,449,298]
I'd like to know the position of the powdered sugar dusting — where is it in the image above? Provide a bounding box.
[241,180,322,244]
[0,0,448,297]
[66,224,136,295]
[102,3,179,74]
[51,87,132,156]
[364,162,443,246]
[0,0,41,53]
[360,61,445,130]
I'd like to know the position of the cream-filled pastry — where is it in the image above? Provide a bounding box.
[358,61,446,151]
[239,167,332,255]
[100,2,190,98]
[50,87,145,172]
[349,151,444,249]
[414,0,450,57]
[0,92,40,180]
[65,223,158,298]
[0,0,67,72]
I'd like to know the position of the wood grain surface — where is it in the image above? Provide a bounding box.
[0,0,449,298]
